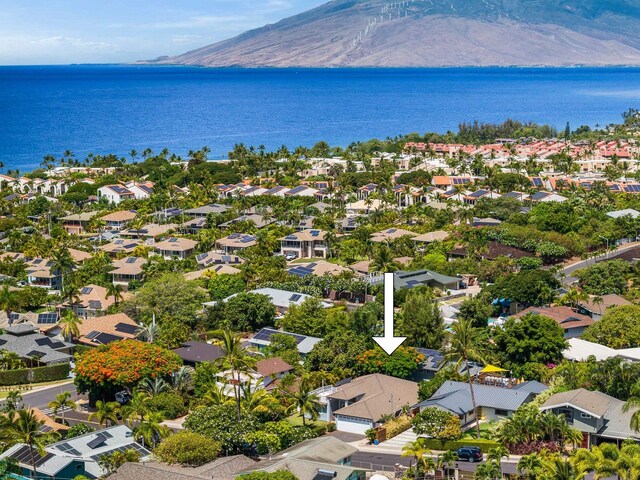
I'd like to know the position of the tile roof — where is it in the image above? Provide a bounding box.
[513,306,594,330]
[256,357,293,377]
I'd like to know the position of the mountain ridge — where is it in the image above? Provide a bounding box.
[145,0,640,67]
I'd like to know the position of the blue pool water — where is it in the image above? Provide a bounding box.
[0,65,639,171]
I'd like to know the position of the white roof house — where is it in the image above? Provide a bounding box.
[564,338,640,363]
[606,209,640,219]
[204,288,332,312]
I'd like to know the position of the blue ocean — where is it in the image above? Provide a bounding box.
[1,65,639,171]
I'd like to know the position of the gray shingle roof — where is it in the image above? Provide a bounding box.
[416,380,546,414]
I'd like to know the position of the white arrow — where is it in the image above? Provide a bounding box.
[373,272,407,355]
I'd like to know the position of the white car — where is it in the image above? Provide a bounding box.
[285,253,297,261]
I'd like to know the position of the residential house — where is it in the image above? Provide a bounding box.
[220,213,274,229]
[463,190,502,205]
[531,191,568,203]
[512,306,595,339]
[98,185,136,205]
[606,209,640,219]
[248,327,321,356]
[0,425,150,479]
[413,348,447,381]
[71,284,119,318]
[206,288,332,315]
[280,230,328,259]
[392,270,461,291]
[59,211,98,235]
[0,323,73,366]
[235,437,365,480]
[416,380,547,426]
[153,237,197,260]
[448,241,534,261]
[196,251,245,269]
[181,217,208,234]
[314,373,419,434]
[216,233,257,254]
[101,210,137,231]
[184,264,241,281]
[109,257,147,290]
[183,203,230,218]
[287,260,353,278]
[120,223,178,240]
[25,258,61,290]
[471,217,503,227]
[126,181,155,200]
[563,338,640,363]
[99,239,142,258]
[256,357,294,390]
[109,455,255,480]
[173,341,224,367]
[411,230,450,247]
[76,313,140,347]
[577,294,631,321]
[540,389,638,447]
[370,228,417,243]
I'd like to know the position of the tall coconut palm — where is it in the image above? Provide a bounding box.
[133,412,170,448]
[47,391,77,425]
[213,330,257,421]
[59,310,82,342]
[438,450,459,480]
[7,409,51,479]
[51,248,75,294]
[105,283,124,307]
[370,245,401,273]
[285,375,321,426]
[88,400,120,428]
[444,318,489,438]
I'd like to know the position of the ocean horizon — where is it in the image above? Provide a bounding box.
[1,64,639,172]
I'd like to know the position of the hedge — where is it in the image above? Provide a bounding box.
[0,363,70,386]
[419,438,500,453]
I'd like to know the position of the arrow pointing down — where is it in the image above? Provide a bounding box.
[373,272,407,355]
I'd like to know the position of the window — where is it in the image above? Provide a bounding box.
[495,409,509,417]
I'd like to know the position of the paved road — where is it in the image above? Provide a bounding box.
[559,242,640,284]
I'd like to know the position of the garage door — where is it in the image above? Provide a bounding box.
[335,415,373,435]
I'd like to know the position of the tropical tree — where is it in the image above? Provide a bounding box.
[47,391,77,424]
[137,377,172,397]
[517,453,543,480]
[444,318,489,438]
[170,365,194,396]
[623,383,640,433]
[213,330,257,421]
[474,460,502,480]
[370,245,401,273]
[487,446,509,479]
[133,411,171,448]
[284,375,321,426]
[105,283,124,306]
[573,443,619,480]
[59,310,82,342]
[6,409,53,479]
[402,438,434,478]
[543,458,585,480]
[438,450,459,480]
[51,248,75,293]
[0,284,20,319]
[88,400,120,428]
[120,391,150,425]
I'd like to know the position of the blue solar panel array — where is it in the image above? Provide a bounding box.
[252,327,306,345]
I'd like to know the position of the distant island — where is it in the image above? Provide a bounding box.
[144,0,640,68]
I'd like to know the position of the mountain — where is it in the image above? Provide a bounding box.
[149,0,640,67]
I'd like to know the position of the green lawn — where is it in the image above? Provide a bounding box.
[286,414,329,428]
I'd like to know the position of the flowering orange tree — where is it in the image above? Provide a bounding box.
[74,340,182,402]
[357,346,425,379]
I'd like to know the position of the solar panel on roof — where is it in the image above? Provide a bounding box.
[85,331,100,340]
[88,436,107,449]
[80,287,93,295]
[169,237,178,243]
[126,257,137,264]
[115,323,139,335]
[88,300,102,310]
[9,312,19,321]
[35,337,53,346]
[26,350,44,358]
[37,313,58,324]
[289,294,302,302]
[114,239,124,244]
[241,236,254,243]
[222,255,231,263]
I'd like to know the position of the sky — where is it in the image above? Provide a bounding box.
[0,0,326,65]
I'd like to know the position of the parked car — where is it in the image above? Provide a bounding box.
[456,446,483,463]
[285,253,297,261]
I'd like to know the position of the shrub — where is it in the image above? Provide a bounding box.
[154,432,221,466]
[66,423,95,439]
[0,363,70,386]
[506,440,560,455]
[418,438,500,453]
[147,392,187,419]
[383,415,412,439]
[239,472,299,480]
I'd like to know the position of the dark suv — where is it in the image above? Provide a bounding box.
[456,446,483,463]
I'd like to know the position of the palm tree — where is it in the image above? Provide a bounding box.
[544,458,586,480]
[0,284,20,319]
[88,400,120,428]
[573,443,619,480]
[105,283,124,307]
[137,377,171,397]
[136,320,159,343]
[59,310,82,342]
[7,409,51,479]
[120,391,150,425]
[285,375,321,426]
[438,450,458,480]
[47,391,76,425]
[557,287,589,310]
[51,248,75,293]
[623,390,640,433]
[133,412,170,448]
[402,439,433,477]
[170,366,194,396]
[517,453,543,480]
[213,330,257,421]
[370,244,401,273]
[203,381,234,407]
[474,461,501,480]
[444,318,489,438]
[487,446,509,479]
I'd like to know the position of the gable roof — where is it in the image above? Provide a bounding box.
[541,388,616,419]
[110,455,255,480]
[256,357,293,377]
[329,374,419,421]
[173,341,224,363]
[513,306,594,330]
[416,380,547,415]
